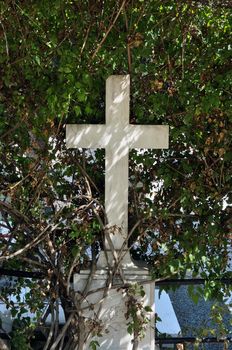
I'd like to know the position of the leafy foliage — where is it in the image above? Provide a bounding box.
[0,0,231,348]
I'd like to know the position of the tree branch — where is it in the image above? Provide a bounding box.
[91,0,127,61]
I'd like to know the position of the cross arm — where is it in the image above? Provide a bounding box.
[66,124,108,149]
[128,125,169,149]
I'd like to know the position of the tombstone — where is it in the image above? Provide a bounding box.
[169,286,232,350]
[66,75,169,349]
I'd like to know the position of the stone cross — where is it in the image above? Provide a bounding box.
[66,75,169,251]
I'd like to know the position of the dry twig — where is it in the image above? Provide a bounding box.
[91,0,127,60]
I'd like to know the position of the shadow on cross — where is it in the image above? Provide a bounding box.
[66,75,168,250]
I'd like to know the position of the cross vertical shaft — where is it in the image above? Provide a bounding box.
[105,76,130,248]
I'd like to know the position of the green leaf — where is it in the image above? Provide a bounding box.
[34,56,41,66]
[74,105,82,116]
[127,324,133,335]
[90,340,100,350]
[144,306,152,312]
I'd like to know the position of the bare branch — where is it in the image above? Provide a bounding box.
[43,302,55,350]
[50,313,75,350]
[0,222,59,262]
[91,0,127,61]
[0,20,9,58]
[81,24,92,55]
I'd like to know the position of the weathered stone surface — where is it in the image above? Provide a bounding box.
[74,268,155,350]
[66,75,169,349]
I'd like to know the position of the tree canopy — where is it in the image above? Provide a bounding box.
[0,1,231,349]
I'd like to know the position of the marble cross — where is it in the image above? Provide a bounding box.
[66,75,169,251]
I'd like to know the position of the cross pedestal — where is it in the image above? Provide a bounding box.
[74,269,155,350]
[66,75,169,349]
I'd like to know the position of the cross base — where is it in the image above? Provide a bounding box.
[97,249,139,270]
[73,262,155,350]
